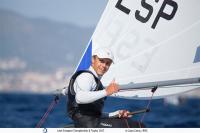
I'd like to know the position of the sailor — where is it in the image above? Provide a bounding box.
[67,47,131,128]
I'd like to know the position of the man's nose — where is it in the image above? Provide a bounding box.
[102,63,107,67]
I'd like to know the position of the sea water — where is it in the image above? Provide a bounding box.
[0,92,200,128]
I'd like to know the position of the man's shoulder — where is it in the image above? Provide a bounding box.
[75,71,96,82]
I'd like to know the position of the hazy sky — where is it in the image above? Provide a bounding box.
[0,0,107,27]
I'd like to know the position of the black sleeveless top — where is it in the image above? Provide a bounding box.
[67,70,106,119]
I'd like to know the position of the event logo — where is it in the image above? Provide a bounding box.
[43,128,48,133]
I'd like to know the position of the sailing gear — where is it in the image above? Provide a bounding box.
[67,69,106,127]
[93,47,114,62]
[74,67,106,104]
[67,67,137,128]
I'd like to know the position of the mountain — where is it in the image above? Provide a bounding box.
[0,9,94,72]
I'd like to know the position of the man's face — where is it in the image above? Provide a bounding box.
[92,56,112,76]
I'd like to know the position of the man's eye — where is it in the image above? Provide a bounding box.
[106,62,111,66]
[99,59,104,63]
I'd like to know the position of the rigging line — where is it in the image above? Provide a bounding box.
[124,118,130,128]
[36,95,59,128]
[139,87,157,128]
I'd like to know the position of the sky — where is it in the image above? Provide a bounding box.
[0,0,107,27]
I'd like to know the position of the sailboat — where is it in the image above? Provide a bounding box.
[66,0,200,127]
[37,0,200,128]
[76,0,200,99]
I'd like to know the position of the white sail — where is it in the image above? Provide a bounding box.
[76,0,200,99]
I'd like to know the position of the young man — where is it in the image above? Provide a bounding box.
[67,47,130,128]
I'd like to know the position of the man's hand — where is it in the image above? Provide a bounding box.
[105,79,119,96]
[108,110,132,118]
[119,110,132,118]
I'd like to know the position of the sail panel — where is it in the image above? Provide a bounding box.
[76,0,200,99]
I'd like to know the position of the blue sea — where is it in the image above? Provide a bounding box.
[0,92,200,128]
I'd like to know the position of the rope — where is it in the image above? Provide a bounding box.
[36,95,60,128]
[124,118,130,128]
[139,86,157,128]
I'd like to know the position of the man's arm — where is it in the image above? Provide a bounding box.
[74,73,107,104]
[74,73,119,104]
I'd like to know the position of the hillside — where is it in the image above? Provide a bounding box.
[0,9,94,72]
[0,9,94,93]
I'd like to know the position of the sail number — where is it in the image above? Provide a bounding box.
[115,0,178,29]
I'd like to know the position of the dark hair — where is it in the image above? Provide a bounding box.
[92,55,97,59]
